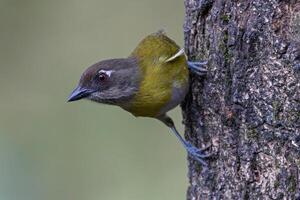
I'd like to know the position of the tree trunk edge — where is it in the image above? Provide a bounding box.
[182,0,300,199]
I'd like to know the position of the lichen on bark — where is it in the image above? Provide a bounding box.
[182,0,300,199]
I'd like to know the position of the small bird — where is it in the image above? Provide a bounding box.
[68,30,209,166]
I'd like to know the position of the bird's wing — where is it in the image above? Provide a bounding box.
[130,31,186,67]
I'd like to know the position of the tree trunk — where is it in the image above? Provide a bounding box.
[182,0,300,199]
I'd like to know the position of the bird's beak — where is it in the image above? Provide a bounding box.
[67,86,94,102]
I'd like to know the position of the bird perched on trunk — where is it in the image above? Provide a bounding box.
[68,30,209,166]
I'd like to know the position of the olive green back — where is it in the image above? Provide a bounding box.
[126,31,189,117]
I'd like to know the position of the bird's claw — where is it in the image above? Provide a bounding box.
[166,121,211,167]
[185,142,211,167]
[187,60,208,76]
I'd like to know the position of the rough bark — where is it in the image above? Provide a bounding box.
[182,0,300,199]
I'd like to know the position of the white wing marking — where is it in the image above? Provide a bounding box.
[165,48,186,63]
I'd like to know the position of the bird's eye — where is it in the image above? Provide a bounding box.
[98,72,108,81]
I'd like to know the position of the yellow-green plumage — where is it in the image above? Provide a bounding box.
[126,31,189,117]
[68,31,209,166]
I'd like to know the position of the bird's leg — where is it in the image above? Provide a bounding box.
[170,126,210,166]
[187,60,207,76]
[157,115,210,167]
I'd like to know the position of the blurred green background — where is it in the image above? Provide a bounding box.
[0,0,187,199]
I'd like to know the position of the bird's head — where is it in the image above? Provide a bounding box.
[68,57,141,105]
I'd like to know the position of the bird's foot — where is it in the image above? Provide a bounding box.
[161,117,211,168]
[184,142,211,167]
[187,61,207,76]
[185,142,211,168]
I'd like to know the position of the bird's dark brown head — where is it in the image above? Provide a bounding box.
[68,57,141,105]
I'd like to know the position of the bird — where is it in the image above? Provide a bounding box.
[68,30,209,166]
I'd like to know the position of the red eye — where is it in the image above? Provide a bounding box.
[98,72,107,81]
